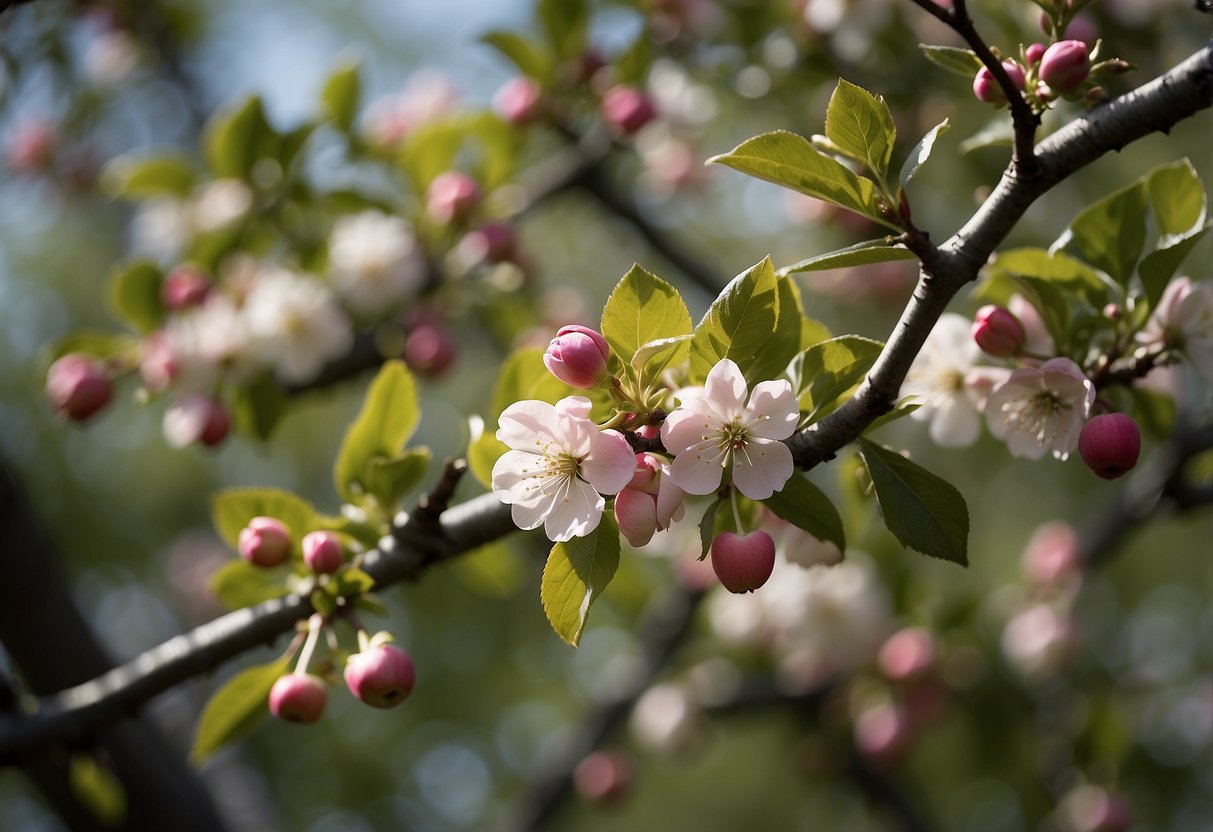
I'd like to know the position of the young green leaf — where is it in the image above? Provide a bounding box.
[825,79,896,181]
[919,44,984,77]
[1140,159,1210,307]
[191,656,292,764]
[108,260,165,335]
[985,247,1110,308]
[777,238,916,276]
[100,154,197,199]
[230,372,288,442]
[698,496,725,560]
[364,447,432,510]
[857,439,968,566]
[211,487,319,551]
[790,336,884,421]
[540,514,621,647]
[601,265,692,376]
[208,560,292,611]
[321,59,361,133]
[203,95,276,179]
[537,0,588,57]
[708,131,896,229]
[899,118,950,189]
[762,473,845,551]
[481,31,554,81]
[69,754,127,826]
[333,360,420,503]
[1052,180,1147,288]
[690,257,796,385]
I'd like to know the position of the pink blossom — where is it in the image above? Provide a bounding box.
[491,397,636,541]
[1138,276,1213,377]
[661,359,798,500]
[985,358,1094,460]
[614,453,686,547]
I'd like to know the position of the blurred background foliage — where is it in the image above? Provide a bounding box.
[0,0,1210,830]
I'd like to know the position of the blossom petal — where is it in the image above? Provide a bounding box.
[583,429,638,495]
[704,359,747,416]
[746,380,799,439]
[661,406,715,456]
[731,438,793,500]
[544,478,605,542]
[927,396,980,448]
[497,400,561,449]
[669,441,727,495]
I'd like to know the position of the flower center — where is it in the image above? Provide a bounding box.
[1004,391,1068,442]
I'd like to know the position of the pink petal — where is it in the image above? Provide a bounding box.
[497,400,561,449]
[704,359,747,415]
[661,406,717,456]
[745,379,798,439]
[731,438,793,500]
[669,442,727,495]
[583,429,639,495]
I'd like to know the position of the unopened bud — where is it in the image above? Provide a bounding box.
[238,516,292,568]
[47,353,113,421]
[543,324,610,388]
[301,530,344,574]
[972,61,1026,104]
[1040,40,1091,93]
[600,86,657,135]
[972,305,1025,356]
[162,265,212,311]
[493,77,545,126]
[425,171,480,225]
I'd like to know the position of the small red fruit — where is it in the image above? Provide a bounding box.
[1078,413,1141,480]
[268,673,328,723]
[710,530,776,593]
[344,644,416,709]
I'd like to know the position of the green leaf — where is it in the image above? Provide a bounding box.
[333,567,376,597]
[333,360,420,503]
[231,372,288,441]
[601,265,692,378]
[365,447,432,509]
[762,473,845,551]
[614,32,650,86]
[69,754,127,826]
[1130,386,1176,438]
[708,131,895,229]
[540,513,620,646]
[321,59,361,132]
[986,247,1110,307]
[45,330,138,364]
[1053,180,1147,287]
[778,238,916,276]
[211,487,319,551]
[959,117,1014,155]
[310,589,337,618]
[191,656,292,763]
[208,560,292,611]
[203,95,275,179]
[537,0,587,57]
[790,336,884,421]
[631,334,694,376]
[920,44,984,77]
[481,30,553,81]
[1008,274,1069,350]
[899,119,950,189]
[698,496,725,560]
[824,79,896,180]
[108,260,165,334]
[101,154,197,199]
[689,257,790,385]
[1139,159,1209,308]
[857,439,968,565]
[467,348,574,488]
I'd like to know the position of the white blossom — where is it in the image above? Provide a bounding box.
[328,211,426,316]
[985,357,1094,460]
[164,294,256,391]
[1139,276,1213,377]
[242,266,354,384]
[491,397,636,542]
[902,313,985,447]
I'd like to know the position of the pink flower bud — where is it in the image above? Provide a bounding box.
[268,673,328,723]
[162,394,230,448]
[1021,520,1080,585]
[543,325,610,388]
[1025,43,1047,65]
[972,61,1026,104]
[1079,413,1140,479]
[425,171,480,225]
[404,322,457,378]
[972,305,1025,357]
[138,332,178,392]
[854,703,914,767]
[878,628,937,683]
[710,530,776,594]
[459,221,518,265]
[615,487,659,548]
[238,516,292,568]
[573,750,633,804]
[600,86,657,135]
[301,530,344,574]
[161,265,212,311]
[6,118,57,172]
[344,643,416,708]
[1040,40,1090,93]
[493,77,545,126]
[46,353,113,421]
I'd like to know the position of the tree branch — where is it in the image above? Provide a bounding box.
[1,39,1211,767]
[787,40,1213,468]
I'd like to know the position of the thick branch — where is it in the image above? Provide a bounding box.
[787,40,1213,467]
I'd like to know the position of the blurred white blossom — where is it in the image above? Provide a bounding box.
[243,266,354,384]
[328,211,426,315]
